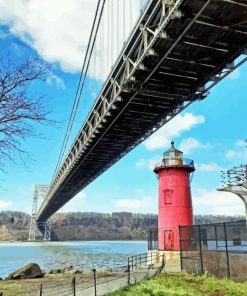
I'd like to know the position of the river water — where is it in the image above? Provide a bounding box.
[0,241,147,279]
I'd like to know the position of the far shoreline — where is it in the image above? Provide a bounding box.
[0,239,147,244]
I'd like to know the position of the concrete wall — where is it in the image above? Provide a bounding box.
[148,250,181,272]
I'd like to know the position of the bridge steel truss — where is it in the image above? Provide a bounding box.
[37,0,247,222]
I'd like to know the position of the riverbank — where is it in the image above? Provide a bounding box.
[0,267,126,296]
[1,271,247,296]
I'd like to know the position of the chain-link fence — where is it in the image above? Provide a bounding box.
[0,252,160,296]
[179,220,247,281]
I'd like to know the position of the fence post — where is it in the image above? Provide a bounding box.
[148,230,151,250]
[179,225,183,271]
[215,225,218,250]
[223,223,230,278]
[39,284,43,296]
[127,264,130,285]
[93,268,97,296]
[72,276,76,296]
[198,225,204,275]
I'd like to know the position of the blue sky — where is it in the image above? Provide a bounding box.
[0,0,246,217]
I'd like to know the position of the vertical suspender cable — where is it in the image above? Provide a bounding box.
[82,0,106,94]
[123,0,125,42]
[101,8,104,81]
[93,38,96,80]
[130,0,133,31]
[117,0,119,54]
[108,1,110,71]
[97,14,103,80]
[52,0,104,181]
[111,0,113,66]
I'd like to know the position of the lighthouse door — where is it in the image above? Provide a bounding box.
[164,230,174,250]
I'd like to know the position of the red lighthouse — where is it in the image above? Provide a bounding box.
[154,141,195,251]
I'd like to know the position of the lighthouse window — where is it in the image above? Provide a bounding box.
[163,190,172,204]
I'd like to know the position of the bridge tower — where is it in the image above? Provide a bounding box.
[154,141,195,250]
[29,184,51,241]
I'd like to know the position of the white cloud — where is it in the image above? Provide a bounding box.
[225,150,236,159]
[179,137,201,154]
[135,156,161,171]
[0,0,141,77]
[143,113,205,151]
[193,188,245,216]
[0,200,12,210]
[114,196,155,212]
[235,140,246,147]
[225,140,247,161]
[196,162,225,172]
[227,68,240,80]
[46,74,66,90]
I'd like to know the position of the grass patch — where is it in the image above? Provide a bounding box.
[107,272,247,296]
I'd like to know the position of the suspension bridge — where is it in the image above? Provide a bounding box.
[29,0,247,240]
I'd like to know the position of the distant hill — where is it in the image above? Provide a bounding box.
[0,211,31,241]
[0,211,244,241]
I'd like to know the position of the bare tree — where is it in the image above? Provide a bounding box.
[0,56,54,168]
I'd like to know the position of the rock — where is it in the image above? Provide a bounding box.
[97,268,113,273]
[50,269,61,274]
[6,263,43,280]
[67,269,81,275]
[82,268,93,274]
[61,266,73,273]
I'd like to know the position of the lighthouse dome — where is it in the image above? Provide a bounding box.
[163,141,183,166]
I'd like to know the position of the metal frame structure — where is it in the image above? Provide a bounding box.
[37,0,247,222]
[218,161,247,220]
[29,185,51,241]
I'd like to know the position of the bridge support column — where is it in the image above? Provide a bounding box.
[42,220,52,241]
[28,185,51,241]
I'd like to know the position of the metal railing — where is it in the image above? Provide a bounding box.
[127,252,157,271]
[154,158,195,171]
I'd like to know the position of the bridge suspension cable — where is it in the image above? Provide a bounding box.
[52,0,106,181]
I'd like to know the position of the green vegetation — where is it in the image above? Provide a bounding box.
[107,272,247,296]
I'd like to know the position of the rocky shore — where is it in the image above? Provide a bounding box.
[3,263,122,281]
[0,262,129,296]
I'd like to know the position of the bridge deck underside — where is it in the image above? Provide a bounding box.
[37,0,247,221]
